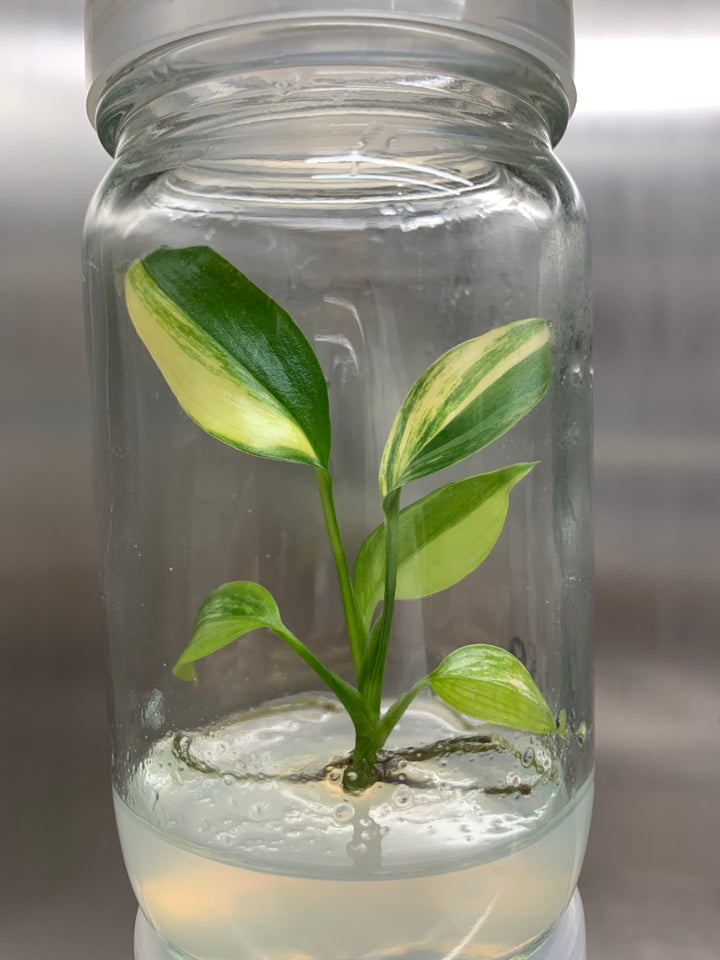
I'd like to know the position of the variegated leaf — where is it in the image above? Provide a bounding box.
[174,581,368,724]
[173,581,286,682]
[379,318,550,495]
[353,463,535,629]
[430,644,556,734]
[125,247,330,468]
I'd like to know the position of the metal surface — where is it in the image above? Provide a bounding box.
[1,1,719,957]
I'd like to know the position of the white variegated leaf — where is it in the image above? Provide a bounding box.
[125,247,330,468]
[354,464,535,629]
[379,318,550,495]
[430,644,556,734]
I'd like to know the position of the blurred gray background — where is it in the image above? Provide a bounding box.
[1,1,719,957]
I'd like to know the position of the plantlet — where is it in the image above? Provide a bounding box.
[125,245,557,790]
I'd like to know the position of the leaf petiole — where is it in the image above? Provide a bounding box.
[273,623,370,729]
[314,467,367,680]
[358,488,401,716]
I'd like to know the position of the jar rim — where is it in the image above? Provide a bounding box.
[86,4,575,124]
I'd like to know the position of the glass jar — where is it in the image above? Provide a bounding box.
[83,5,593,960]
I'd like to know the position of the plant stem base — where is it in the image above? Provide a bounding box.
[134,890,586,960]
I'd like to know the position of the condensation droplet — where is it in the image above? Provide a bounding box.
[143,689,165,730]
[392,785,413,808]
[334,803,355,823]
[577,721,588,742]
[522,747,535,768]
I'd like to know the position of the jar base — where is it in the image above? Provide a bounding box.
[134,890,586,960]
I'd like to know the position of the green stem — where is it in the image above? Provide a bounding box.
[359,488,402,717]
[373,675,431,748]
[343,676,430,791]
[314,467,367,681]
[275,624,369,728]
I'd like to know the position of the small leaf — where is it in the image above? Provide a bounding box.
[379,318,550,495]
[125,246,330,468]
[429,644,556,734]
[173,581,286,681]
[353,464,535,629]
[173,583,367,729]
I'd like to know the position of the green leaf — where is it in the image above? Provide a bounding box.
[429,644,556,734]
[125,246,330,468]
[379,317,550,495]
[173,582,368,728]
[353,464,536,629]
[173,581,286,682]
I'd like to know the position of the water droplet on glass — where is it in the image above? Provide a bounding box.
[143,689,165,729]
[334,803,355,823]
[222,774,234,786]
[393,785,413,808]
[577,721,588,742]
[522,747,535,768]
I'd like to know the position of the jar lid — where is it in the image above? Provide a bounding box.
[86,0,575,119]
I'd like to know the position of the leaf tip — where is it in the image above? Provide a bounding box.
[173,660,198,683]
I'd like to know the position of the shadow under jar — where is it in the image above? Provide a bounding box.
[83,7,593,960]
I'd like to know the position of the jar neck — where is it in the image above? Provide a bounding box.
[99,19,570,187]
